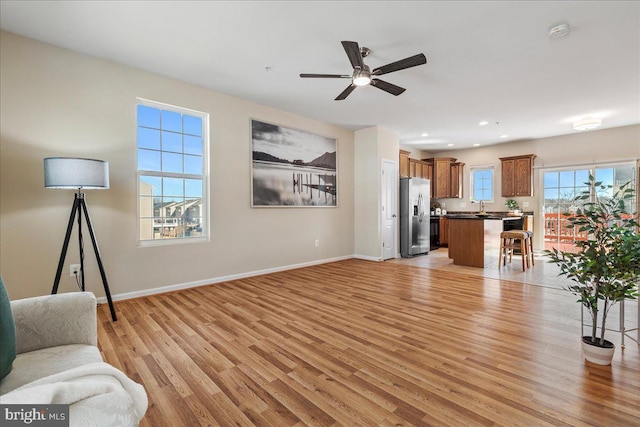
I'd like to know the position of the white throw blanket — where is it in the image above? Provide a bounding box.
[1,362,147,426]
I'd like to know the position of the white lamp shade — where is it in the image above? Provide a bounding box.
[44,157,110,189]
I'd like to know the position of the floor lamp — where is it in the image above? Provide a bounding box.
[44,157,117,321]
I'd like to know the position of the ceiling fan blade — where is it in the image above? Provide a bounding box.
[335,84,357,101]
[371,79,406,96]
[300,73,351,78]
[372,53,427,76]
[341,41,364,69]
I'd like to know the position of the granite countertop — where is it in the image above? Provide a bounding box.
[446,214,510,220]
[444,211,532,220]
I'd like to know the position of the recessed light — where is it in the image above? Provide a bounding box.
[500,134,509,138]
[573,117,602,131]
[420,133,428,137]
[473,143,480,147]
[447,143,454,147]
[479,121,489,126]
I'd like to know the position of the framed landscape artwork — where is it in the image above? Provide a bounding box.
[251,119,337,207]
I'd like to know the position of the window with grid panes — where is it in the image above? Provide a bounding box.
[137,100,208,243]
[470,167,494,203]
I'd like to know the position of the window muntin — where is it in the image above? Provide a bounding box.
[137,101,208,243]
[542,163,636,252]
[470,167,494,203]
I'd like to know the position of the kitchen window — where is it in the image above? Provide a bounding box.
[137,99,209,243]
[470,166,494,203]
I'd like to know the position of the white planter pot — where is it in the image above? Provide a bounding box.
[581,336,615,365]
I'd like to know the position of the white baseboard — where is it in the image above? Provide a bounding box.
[353,254,382,262]
[96,254,354,303]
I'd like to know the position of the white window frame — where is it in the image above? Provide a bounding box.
[469,165,495,203]
[136,98,210,246]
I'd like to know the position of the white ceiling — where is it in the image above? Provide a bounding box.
[1,1,639,151]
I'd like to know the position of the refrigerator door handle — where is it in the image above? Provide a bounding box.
[418,193,424,223]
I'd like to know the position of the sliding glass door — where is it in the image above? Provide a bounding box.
[543,164,637,252]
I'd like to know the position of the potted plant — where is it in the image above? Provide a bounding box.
[545,175,639,365]
[505,198,520,215]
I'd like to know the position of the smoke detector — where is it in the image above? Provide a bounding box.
[548,24,570,39]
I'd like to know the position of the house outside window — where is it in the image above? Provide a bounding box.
[470,166,494,203]
[137,99,209,243]
[542,163,637,252]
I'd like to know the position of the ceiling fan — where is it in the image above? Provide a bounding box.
[300,41,427,101]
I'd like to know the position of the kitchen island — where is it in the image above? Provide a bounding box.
[447,215,523,268]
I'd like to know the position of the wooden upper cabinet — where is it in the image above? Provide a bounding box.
[399,150,410,178]
[500,154,536,197]
[434,158,453,198]
[409,159,419,178]
[423,157,459,199]
[501,159,516,196]
[423,162,433,182]
[449,162,465,198]
[399,151,435,196]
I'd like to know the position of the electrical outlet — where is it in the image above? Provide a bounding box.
[70,264,80,277]
[460,202,467,208]
[441,202,446,208]
[315,239,320,247]
[523,201,529,208]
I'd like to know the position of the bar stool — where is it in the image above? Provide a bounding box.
[524,230,534,267]
[499,230,533,271]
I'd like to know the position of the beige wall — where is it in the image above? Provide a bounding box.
[354,126,399,259]
[0,31,355,300]
[420,125,640,249]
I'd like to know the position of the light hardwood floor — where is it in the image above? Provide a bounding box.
[97,259,640,426]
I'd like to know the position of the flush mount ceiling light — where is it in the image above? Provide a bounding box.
[573,117,602,131]
[420,132,428,137]
[548,23,570,39]
[478,121,489,126]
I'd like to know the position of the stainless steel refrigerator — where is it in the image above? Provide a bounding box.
[400,177,430,257]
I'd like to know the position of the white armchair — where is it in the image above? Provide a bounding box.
[0,292,147,427]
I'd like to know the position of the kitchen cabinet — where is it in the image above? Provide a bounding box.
[500,154,536,197]
[450,162,465,198]
[447,217,503,267]
[439,216,449,246]
[410,159,423,178]
[399,150,434,196]
[423,163,433,182]
[408,158,433,180]
[433,158,452,198]
[423,157,463,199]
[399,150,410,178]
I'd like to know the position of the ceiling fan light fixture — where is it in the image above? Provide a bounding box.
[573,117,602,131]
[353,69,371,86]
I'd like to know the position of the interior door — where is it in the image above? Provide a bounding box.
[381,160,398,260]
